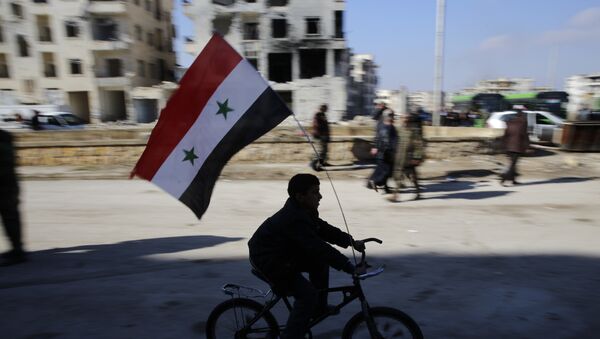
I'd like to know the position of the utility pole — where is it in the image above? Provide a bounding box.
[432,0,446,126]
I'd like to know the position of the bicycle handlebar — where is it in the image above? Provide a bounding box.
[360,237,383,244]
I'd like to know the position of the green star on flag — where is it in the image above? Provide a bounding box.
[216,99,234,119]
[182,147,199,165]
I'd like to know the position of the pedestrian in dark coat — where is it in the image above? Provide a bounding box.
[367,112,397,193]
[311,104,330,167]
[248,174,365,339]
[0,129,26,265]
[500,106,529,185]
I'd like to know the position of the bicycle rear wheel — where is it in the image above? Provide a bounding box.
[205,298,279,339]
[341,306,423,339]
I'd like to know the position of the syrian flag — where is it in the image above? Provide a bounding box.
[131,34,291,219]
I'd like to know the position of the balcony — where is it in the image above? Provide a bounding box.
[87,0,127,15]
[90,39,129,51]
[95,75,129,87]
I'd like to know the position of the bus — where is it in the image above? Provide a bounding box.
[504,91,568,118]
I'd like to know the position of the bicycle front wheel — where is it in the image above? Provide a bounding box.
[341,306,423,339]
[205,298,279,339]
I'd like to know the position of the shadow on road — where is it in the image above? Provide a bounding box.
[0,235,243,288]
[1,250,600,338]
[422,190,513,201]
[517,176,598,186]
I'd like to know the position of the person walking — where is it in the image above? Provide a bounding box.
[390,113,425,202]
[30,110,42,131]
[0,129,26,266]
[367,111,397,193]
[311,104,330,168]
[500,105,529,185]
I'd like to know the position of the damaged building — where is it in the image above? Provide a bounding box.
[183,0,351,122]
[0,0,176,123]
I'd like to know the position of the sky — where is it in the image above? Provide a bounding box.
[173,0,600,92]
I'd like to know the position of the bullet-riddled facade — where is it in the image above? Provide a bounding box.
[183,0,350,122]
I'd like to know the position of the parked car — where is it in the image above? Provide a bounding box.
[486,110,564,143]
[26,112,85,130]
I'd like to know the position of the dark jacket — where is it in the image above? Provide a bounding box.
[504,113,529,153]
[248,198,352,285]
[373,123,398,162]
[312,112,330,140]
[0,129,19,198]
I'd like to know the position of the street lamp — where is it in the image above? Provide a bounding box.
[433,0,446,126]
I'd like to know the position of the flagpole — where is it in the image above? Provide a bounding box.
[290,113,359,265]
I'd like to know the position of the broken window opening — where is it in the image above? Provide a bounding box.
[300,49,326,79]
[212,16,232,36]
[65,21,80,38]
[42,53,57,77]
[17,35,30,57]
[335,11,343,38]
[106,59,123,77]
[268,53,291,83]
[271,19,287,38]
[267,0,288,7]
[138,60,146,77]
[11,3,24,19]
[93,18,118,41]
[305,17,320,36]
[243,22,259,40]
[69,59,82,75]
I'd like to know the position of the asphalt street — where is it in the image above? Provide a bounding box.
[1,175,599,338]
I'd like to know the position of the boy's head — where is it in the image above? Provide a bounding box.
[288,174,322,212]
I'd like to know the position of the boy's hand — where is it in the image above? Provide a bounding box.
[352,239,365,252]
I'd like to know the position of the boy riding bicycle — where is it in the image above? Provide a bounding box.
[248,174,365,339]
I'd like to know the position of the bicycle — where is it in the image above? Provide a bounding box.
[205,238,424,338]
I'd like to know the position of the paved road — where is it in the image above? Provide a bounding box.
[1,176,599,338]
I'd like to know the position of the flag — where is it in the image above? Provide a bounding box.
[131,34,292,219]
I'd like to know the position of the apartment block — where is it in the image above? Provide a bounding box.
[183,0,350,122]
[0,0,176,123]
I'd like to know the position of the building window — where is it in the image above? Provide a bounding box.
[37,15,53,42]
[17,35,30,57]
[106,59,123,77]
[138,60,145,77]
[300,49,326,78]
[65,21,80,38]
[0,54,9,78]
[134,0,140,5]
[335,11,343,38]
[145,0,151,11]
[69,59,83,75]
[135,25,143,41]
[148,63,156,79]
[155,28,163,51]
[243,22,259,40]
[246,0,257,2]
[305,17,320,36]
[267,0,288,6]
[271,19,287,38]
[11,3,24,19]
[268,53,292,83]
[147,32,154,46]
[0,25,4,43]
[42,53,57,77]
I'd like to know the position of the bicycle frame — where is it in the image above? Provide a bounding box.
[229,275,380,337]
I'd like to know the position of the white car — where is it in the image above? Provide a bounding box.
[31,112,85,130]
[486,110,564,143]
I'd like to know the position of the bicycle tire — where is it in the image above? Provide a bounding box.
[341,306,424,339]
[205,298,280,339]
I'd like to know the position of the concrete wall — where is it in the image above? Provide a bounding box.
[12,125,503,166]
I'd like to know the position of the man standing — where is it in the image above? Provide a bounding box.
[311,104,330,168]
[30,110,42,131]
[500,105,529,185]
[0,129,26,266]
[368,112,397,193]
[390,113,424,202]
[248,174,364,339]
